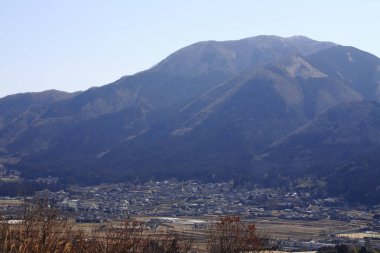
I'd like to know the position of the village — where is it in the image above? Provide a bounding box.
[1,179,380,250]
[0,179,379,224]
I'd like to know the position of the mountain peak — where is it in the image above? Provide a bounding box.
[152,35,336,77]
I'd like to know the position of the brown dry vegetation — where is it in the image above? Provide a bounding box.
[207,216,264,253]
[0,200,265,253]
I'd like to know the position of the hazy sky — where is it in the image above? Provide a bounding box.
[1,0,379,98]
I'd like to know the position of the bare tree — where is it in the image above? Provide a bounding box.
[0,198,88,253]
[0,198,204,253]
[207,216,263,253]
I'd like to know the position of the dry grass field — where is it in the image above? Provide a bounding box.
[252,217,368,241]
[0,207,372,253]
[336,232,380,239]
[0,199,23,206]
[125,216,369,242]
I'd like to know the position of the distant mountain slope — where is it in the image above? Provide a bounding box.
[0,89,76,130]
[253,101,380,204]
[0,90,77,154]
[307,46,380,101]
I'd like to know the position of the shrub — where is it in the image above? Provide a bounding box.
[207,216,263,253]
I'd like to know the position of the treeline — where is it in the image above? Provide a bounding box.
[0,182,64,197]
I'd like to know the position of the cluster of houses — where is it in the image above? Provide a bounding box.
[13,180,375,227]
[1,179,380,251]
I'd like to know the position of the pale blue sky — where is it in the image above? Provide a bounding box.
[1,0,379,98]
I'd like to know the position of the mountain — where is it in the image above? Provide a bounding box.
[1,36,334,158]
[1,35,380,204]
[114,52,363,179]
